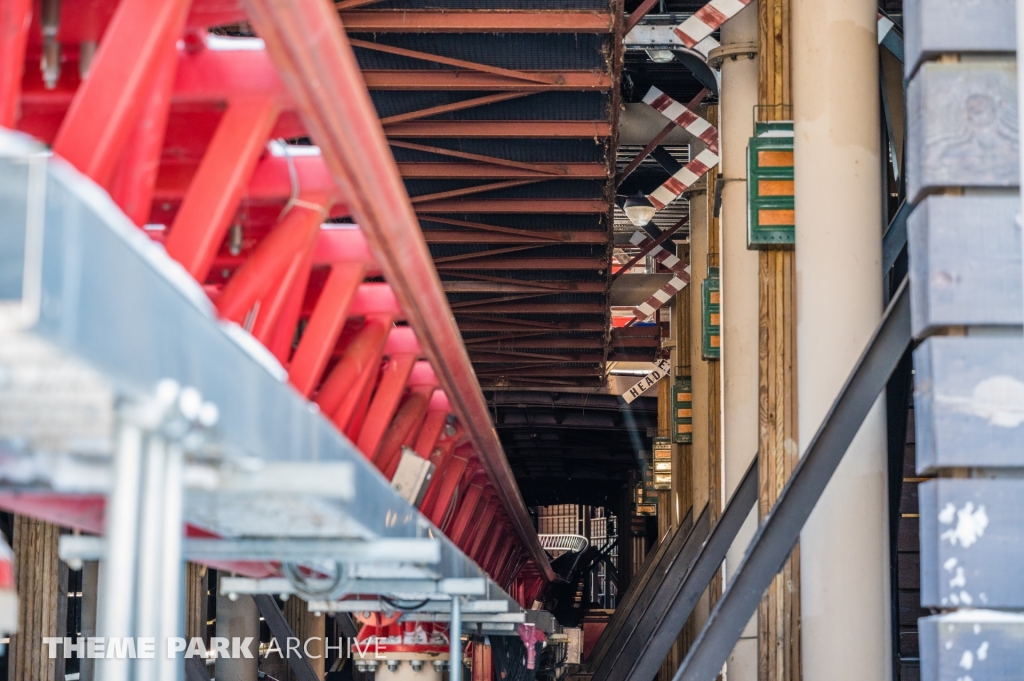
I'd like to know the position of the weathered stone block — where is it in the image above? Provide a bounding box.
[914,337,1024,472]
[907,60,1019,203]
[904,0,1016,77]
[920,479,1024,608]
[908,195,1022,336]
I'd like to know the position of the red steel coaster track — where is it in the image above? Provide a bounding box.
[0,0,553,602]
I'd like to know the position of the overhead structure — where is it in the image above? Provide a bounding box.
[1,0,556,640]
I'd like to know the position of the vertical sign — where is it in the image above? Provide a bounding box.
[672,376,693,443]
[651,437,673,490]
[702,267,720,360]
[747,121,795,247]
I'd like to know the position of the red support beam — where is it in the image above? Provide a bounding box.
[412,397,450,459]
[354,353,417,457]
[164,97,279,281]
[338,10,615,32]
[316,315,393,420]
[467,499,499,558]
[289,263,366,396]
[107,41,180,227]
[254,231,317,355]
[416,424,460,517]
[51,0,192,187]
[376,385,435,478]
[0,0,32,128]
[215,203,327,323]
[241,0,554,580]
[446,478,485,542]
[480,523,507,574]
[427,447,472,528]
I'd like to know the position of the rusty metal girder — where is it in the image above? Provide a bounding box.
[338,10,615,33]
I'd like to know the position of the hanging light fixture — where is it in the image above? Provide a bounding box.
[623,193,656,227]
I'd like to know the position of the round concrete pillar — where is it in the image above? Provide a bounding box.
[792,0,892,677]
[712,5,760,681]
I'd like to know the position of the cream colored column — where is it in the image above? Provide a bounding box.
[712,5,760,681]
[792,0,891,677]
[686,187,712,631]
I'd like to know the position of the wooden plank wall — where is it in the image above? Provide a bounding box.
[756,0,800,679]
[9,516,67,681]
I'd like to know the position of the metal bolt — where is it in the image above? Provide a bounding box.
[387,660,400,672]
[410,660,424,672]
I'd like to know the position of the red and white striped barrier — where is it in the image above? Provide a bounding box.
[629,231,691,321]
[673,0,753,49]
[641,88,720,211]
[642,87,719,154]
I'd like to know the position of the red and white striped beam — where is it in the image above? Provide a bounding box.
[629,230,691,321]
[642,87,721,210]
[672,0,753,49]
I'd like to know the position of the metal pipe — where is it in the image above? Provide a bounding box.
[158,444,185,681]
[450,597,463,681]
[95,420,144,681]
[240,0,554,581]
[134,434,168,681]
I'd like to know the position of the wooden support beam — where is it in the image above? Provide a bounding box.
[338,10,616,32]
[756,0,800,676]
[10,516,67,681]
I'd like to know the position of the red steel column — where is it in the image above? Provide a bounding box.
[0,0,32,128]
[240,0,553,581]
[316,316,392,420]
[216,203,327,323]
[289,264,366,396]
[375,385,434,478]
[107,40,180,226]
[51,0,192,187]
[165,98,279,281]
[428,448,473,528]
[354,353,417,457]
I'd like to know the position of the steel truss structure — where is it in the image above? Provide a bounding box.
[0,0,555,667]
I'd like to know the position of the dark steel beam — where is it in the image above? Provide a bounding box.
[457,319,605,331]
[588,508,699,674]
[672,279,912,681]
[470,338,605,349]
[427,230,605,244]
[598,459,758,681]
[437,257,608,269]
[365,71,611,91]
[253,595,319,681]
[400,163,608,179]
[443,280,606,293]
[455,302,605,313]
[468,351,604,362]
[382,92,533,126]
[339,10,615,32]
[384,120,613,136]
[416,199,608,213]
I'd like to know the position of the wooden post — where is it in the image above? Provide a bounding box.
[8,516,68,681]
[283,597,325,680]
[756,0,801,679]
[705,104,724,608]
